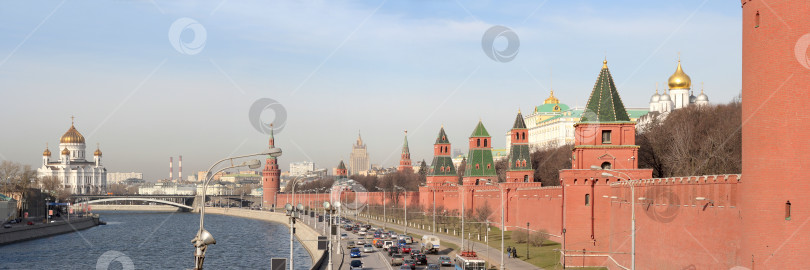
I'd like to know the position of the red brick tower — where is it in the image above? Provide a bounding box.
[336,160,348,178]
[262,125,280,209]
[398,130,413,172]
[740,1,810,268]
[426,126,457,186]
[506,110,534,183]
[559,60,652,266]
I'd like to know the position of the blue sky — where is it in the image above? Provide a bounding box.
[0,1,741,180]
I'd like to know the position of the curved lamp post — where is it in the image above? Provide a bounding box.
[591,165,635,270]
[193,147,281,270]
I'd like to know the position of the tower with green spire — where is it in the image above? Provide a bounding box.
[426,126,457,186]
[463,120,497,185]
[262,124,280,208]
[398,130,413,172]
[571,59,641,170]
[506,110,534,183]
[336,160,348,178]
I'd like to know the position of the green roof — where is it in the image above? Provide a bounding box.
[535,103,570,113]
[470,121,490,137]
[580,60,630,123]
[435,127,450,144]
[402,133,410,154]
[512,112,527,129]
[464,148,497,177]
[338,160,346,170]
[429,156,456,176]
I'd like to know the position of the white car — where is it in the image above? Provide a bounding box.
[404,236,413,244]
[341,233,348,240]
[358,230,367,236]
[362,244,374,253]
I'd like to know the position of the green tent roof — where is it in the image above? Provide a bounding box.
[470,121,490,137]
[580,60,631,123]
[435,127,450,144]
[512,112,526,129]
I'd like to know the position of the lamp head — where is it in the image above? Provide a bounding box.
[590,165,601,170]
[267,147,282,157]
[246,159,262,169]
[192,229,216,247]
[323,201,331,209]
[601,172,615,177]
[285,203,293,212]
[297,203,304,211]
[334,201,342,208]
[695,197,707,201]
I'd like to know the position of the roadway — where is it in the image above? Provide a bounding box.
[298,211,454,270]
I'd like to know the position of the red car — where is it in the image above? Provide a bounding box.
[400,246,412,253]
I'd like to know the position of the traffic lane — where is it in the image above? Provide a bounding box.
[342,231,393,270]
[378,241,453,270]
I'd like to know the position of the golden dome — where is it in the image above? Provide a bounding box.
[60,124,85,144]
[544,90,560,104]
[61,147,70,156]
[43,146,51,157]
[94,144,102,156]
[667,60,691,90]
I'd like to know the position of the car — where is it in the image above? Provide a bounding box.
[341,233,348,240]
[350,248,362,258]
[362,244,374,253]
[347,242,356,249]
[2,224,11,229]
[400,246,412,254]
[391,254,405,266]
[356,240,366,245]
[398,240,407,247]
[410,249,423,259]
[414,254,427,265]
[399,266,411,270]
[358,230,366,236]
[383,241,395,251]
[404,236,413,244]
[388,247,400,256]
[427,263,440,270]
[438,256,453,266]
[349,260,363,270]
[402,259,416,270]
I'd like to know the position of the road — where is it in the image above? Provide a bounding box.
[300,211,454,270]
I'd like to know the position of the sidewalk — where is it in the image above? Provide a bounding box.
[353,215,543,270]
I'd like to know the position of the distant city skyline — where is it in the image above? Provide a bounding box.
[0,1,741,180]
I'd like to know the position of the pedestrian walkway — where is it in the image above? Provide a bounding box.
[356,217,543,270]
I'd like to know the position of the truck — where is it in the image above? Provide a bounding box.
[420,235,440,254]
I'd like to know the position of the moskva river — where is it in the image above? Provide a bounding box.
[0,211,311,270]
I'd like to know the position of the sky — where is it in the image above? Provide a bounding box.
[0,1,742,181]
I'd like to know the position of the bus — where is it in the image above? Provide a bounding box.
[454,251,486,270]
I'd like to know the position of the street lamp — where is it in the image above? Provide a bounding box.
[375,186,386,230]
[193,148,279,270]
[526,222,530,259]
[486,182,507,270]
[593,165,636,270]
[394,185,407,234]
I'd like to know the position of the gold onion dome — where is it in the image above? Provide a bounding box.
[60,123,85,144]
[43,147,51,157]
[94,144,102,156]
[61,147,70,156]
[667,60,691,90]
[544,90,560,104]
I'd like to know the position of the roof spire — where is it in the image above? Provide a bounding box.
[70,115,75,125]
[580,58,630,122]
[655,82,659,94]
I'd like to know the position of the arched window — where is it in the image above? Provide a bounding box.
[477,139,481,147]
[755,11,760,28]
[475,164,480,169]
[522,132,526,140]
[515,133,519,140]
[524,175,529,182]
[786,201,792,220]
[484,139,488,147]
[487,163,491,169]
[601,162,612,169]
[585,194,590,206]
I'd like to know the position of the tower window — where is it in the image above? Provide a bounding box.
[477,139,481,147]
[786,201,792,220]
[484,139,488,147]
[524,175,529,182]
[755,11,760,28]
[585,194,590,206]
[602,130,612,144]
[601,162,612,169]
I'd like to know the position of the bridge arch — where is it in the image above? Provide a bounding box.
[82,198,194,210]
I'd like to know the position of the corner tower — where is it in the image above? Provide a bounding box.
[740,1,810,268]
[262,125,281,209]
[463,120,497,185]
[506,110,534,183]
[426,126,456,186]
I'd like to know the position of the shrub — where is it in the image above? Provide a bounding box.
[528,230,550,247]
[512,230,528,243]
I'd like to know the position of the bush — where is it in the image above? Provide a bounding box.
[512,230,528,243]
[528,230,550,247]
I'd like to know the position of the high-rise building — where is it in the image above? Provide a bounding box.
[349,132,370,175]
[289,161,315,176]
[108,172,143,184]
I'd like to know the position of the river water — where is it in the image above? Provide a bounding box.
[0,211,312,270]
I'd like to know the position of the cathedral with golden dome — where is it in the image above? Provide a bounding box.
[648,57,709,113]
[36,117,107,194]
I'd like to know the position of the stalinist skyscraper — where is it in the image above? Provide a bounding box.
[349,132,370,174]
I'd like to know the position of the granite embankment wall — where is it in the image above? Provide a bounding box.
[90,204,181,211]
[205,208,326,269]
[0,216,99,245]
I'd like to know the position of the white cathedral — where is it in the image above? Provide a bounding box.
[37,118,107,194]
[638,59,710,130]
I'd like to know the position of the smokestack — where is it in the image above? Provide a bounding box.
[169,156,173,181]
[179,155,183,182]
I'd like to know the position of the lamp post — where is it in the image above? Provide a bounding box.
[593,166,635,270]
[375,186,386,230]
[526,222,530,259]
[192,147,280,270]
[394,185,407,234]
[286,176,305,270]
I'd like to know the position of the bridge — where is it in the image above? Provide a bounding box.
[81,198,194,210]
